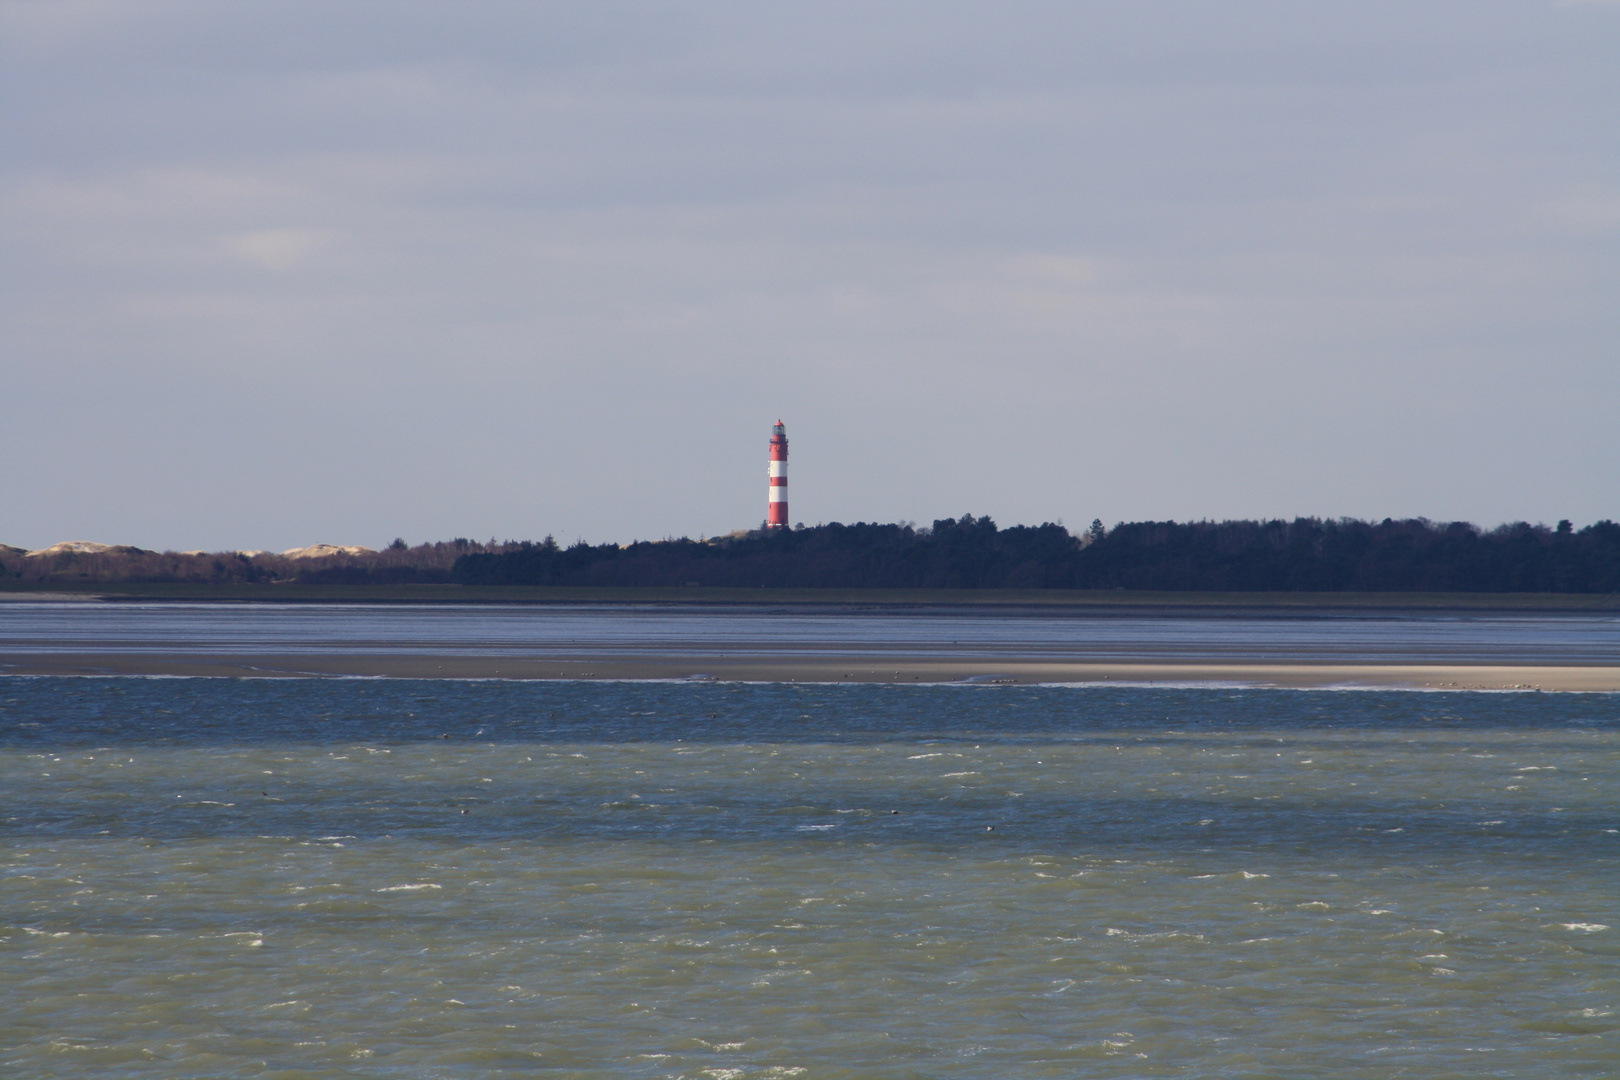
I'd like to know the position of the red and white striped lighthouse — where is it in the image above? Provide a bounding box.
[767,420,788,528]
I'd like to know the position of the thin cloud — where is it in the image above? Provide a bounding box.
[226,228,331,271]
[0,1,1615,549]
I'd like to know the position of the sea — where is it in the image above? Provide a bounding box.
[3,601,1620,665]
[3,604,1617,1078]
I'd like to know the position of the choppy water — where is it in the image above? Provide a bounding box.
[4,677,1617,1078]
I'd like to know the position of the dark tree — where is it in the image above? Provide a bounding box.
[452,517,1620,593]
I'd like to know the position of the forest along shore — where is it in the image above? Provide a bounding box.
[6,516,1620,592]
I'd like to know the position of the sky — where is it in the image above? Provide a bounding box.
[2,1,1617,552]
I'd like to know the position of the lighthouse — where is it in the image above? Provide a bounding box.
[767,420,788,528]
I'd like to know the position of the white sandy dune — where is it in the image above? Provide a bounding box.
[24,541,120,557]
[9,541,376,560]
[279,544,377,559]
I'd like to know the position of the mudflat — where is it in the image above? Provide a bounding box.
[4,598,1617,689]
[4,652,1617,690]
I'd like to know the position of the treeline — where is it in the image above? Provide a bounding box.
[0,539,517,585]
[452,516,1620,592]
[8,518,1618,592]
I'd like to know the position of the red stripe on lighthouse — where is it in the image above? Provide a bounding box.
[767,420,788,528]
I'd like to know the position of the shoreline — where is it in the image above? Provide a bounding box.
[3,582,1620,613]
[4,653,1618,690]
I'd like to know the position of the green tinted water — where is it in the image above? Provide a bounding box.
[4,679,1616,1077]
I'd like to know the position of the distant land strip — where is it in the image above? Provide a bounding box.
[4,582,1620,613]
[4,516,1619,596]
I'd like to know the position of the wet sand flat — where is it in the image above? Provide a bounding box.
[5,650,1618,690]
[4,600,1617,689]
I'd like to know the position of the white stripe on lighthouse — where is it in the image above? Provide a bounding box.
[767,419,789,527]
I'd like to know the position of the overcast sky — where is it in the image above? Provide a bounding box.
[3,1,1616,551]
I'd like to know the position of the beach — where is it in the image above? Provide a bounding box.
[6,649,1620,690]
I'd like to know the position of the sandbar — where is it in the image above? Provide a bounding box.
[3,651,1617,690]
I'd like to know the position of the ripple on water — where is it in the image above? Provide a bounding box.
[2,678,1617,1078]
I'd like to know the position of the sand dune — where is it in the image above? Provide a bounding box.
[279,544,377,559]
